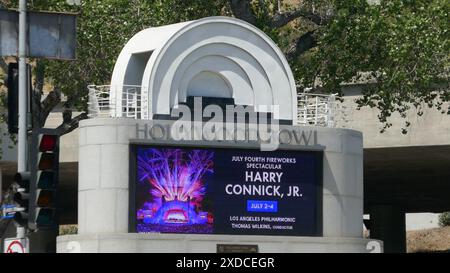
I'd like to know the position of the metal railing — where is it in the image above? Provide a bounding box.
[87,85,347,128]
[87,85,145,119]
[297,93,347,128]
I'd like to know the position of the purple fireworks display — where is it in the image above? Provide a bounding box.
[136,148,214,233]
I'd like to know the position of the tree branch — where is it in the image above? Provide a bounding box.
[32,61,45,128]
[39,88,61,127]
[56,112,88,136]
[270,8,331,28]
[229,0,257,25]
[285,30,318,61]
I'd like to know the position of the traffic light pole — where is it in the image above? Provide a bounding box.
[17,0,28,242]
[17,0,27,173]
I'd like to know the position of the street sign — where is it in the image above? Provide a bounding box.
[0,9,18,56]
[0,204,24,219]
[28,11,77,60]
[0,9,77,59]
[3,237,29,253]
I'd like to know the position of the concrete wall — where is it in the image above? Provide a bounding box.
[56,118,374,252]
[406,213,440,231]
[58,233,378,253]
[365,213,440,232]
[341,85,450,148]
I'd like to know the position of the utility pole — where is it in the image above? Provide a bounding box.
[17,0,27,239]
[17,0,28,173]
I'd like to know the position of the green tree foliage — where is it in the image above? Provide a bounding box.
[294,0,449,132]
[439,212,450,227]
[228,0,449,132]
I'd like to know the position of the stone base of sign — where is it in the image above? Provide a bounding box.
[57,233,382,253]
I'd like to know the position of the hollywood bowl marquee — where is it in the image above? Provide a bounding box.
[57,16,381,253]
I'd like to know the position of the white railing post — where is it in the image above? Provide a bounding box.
[314,96,319,126]
[296,92,343,128]
[88,85,143,119]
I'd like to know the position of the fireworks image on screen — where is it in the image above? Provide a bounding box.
[136,148,214,233]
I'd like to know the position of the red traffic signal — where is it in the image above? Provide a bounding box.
[39,134,58,152]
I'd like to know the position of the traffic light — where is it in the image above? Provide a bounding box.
[6,63,18,134]
[29,130,60,229]
[6,62,32,134]
[13,172,31,227]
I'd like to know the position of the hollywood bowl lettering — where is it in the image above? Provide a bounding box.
[135,123,318,147]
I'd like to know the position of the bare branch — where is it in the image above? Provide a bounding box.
[285,30,318,61]
[39,89,61,127]
[229,0,257,25]
[56,112,88,136]
[62,107,72,124]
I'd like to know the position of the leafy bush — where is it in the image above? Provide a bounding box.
[59,225,78,235]
[439,212,450,227]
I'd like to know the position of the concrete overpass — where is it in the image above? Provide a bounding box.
[340,86,450,212]
[341,85,450,252]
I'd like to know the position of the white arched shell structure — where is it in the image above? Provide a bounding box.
[110,16,297,122]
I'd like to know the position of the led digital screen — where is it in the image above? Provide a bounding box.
[130,145,322,236]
